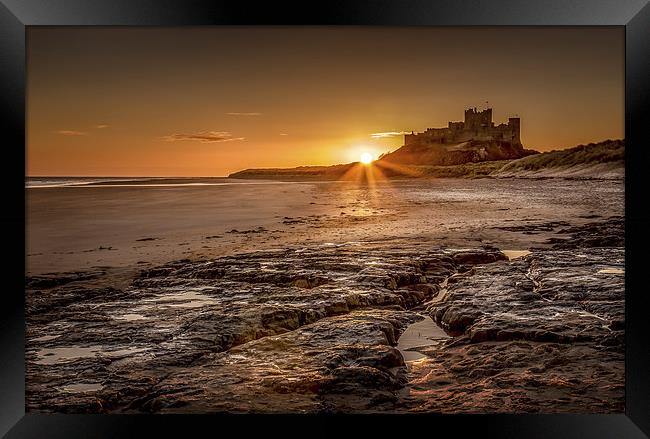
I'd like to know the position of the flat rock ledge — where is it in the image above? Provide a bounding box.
[26,219,623,413]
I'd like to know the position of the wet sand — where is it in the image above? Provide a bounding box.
[27,177,623,276]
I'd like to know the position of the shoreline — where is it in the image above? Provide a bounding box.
[27,177,623,276]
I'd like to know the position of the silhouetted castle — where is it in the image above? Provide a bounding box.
[404,107,521,146]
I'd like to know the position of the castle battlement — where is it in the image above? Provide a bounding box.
[405,107,521,146]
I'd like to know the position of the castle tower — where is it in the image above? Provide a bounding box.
[508,117,521,145]
[480,108,492,127]
[464,108,476,130]
[464,107,492,130]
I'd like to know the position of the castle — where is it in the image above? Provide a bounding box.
[404,107,521,146]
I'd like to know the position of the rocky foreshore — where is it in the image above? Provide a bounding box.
[26,217,624,413]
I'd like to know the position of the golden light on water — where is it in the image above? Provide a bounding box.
[360,152,374,164]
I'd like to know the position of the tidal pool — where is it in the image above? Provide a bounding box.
[502,250,531,260]
[396,316,449,362]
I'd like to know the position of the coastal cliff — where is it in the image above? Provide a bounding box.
[377,139,538,166]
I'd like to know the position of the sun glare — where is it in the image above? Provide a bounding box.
[360,152,374,164]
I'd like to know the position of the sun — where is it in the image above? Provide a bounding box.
[360,152,374,165]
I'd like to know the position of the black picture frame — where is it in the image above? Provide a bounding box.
[2,0,649,437]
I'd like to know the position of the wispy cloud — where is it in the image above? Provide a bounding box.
[55,130,88,136]
[225,112,262,116]
[162,131,245,143]
[95,124,110,129]
[279,133,289,136]
[370,131,408,138]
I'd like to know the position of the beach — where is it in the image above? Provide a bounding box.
[25,177,625,413]
[27,177,622,276]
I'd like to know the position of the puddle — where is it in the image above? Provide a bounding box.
[114,313,148,321]
[164,291,219,308]
[143,289,219,309]
[33,346,102,365]
[570,309,608,322]
[61,383,103,393]
[31,335,61,342]
[396,316,449,362]
[597,268,624,275]
[502,250,531,260]
[32,345,149,365]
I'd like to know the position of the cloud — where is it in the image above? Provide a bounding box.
[162,131,245,143]
[370,131,408,138]
[225,112,262,116]
[55,130,88,136]
[95,124,110,129]
[279,133,288,136]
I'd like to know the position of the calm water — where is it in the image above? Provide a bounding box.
[26,176,290,188]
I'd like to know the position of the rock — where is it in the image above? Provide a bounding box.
[549,216,624,249]
[429,247,624,345]
[25,240,623,414]
[452,249,507,265]
[26,270,105,289]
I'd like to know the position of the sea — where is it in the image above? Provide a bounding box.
[25,177,286,188]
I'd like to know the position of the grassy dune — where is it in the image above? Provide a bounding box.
[495,139,624,174]
[229,163,354,180]
[391,139,625,178]
[397,161,511,178]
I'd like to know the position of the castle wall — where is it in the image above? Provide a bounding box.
[448,121,464,130]
[404,108,522,146]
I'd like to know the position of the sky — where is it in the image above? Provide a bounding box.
[27,27,624,177]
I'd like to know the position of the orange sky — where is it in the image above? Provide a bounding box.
[27,27,624,177]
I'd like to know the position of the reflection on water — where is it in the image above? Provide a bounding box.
[33,345,148,365]
[61,383,104,393]
[597,268,624,275]
[502,250,531,260]
[142,288,219,309]
[113,313,148,321]
[32,335,60,342]
[34,346,101,365]
[396,316,449,362]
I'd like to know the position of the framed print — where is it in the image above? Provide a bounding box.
[2,0,650,437]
